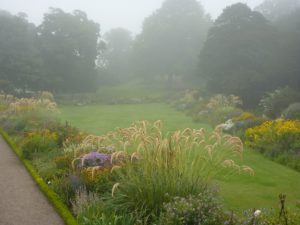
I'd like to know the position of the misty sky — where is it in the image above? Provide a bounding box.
[0,0,263,34]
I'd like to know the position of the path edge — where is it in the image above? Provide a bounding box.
[0,128,78,225]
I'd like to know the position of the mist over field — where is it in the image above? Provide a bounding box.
[1,0,300,224]
[0,0,264,33]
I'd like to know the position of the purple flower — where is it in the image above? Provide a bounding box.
[82,152,111,167]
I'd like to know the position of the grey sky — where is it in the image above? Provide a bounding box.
[0,0,263,34]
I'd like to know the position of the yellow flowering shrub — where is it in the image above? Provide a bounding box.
[245,119,300,155]
[232,112,256,122]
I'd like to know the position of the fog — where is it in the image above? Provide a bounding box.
[1,0,300,222]
[0,0,263,34]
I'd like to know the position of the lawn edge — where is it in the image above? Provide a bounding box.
[0,128,78,225]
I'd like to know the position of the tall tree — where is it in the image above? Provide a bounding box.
[38,8,101,92]
[255,0,300,21]
[275,8,300,90]
[133,0,211,86]
[199,3,280,106]
[0,10,42,92]
[102,28,133,84]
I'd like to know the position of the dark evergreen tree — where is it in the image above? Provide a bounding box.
[199,3,280,106]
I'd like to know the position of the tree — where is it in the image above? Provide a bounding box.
[274,8,300,91]
[199,3,280,106]
[38,8,101,92]
[255,0,300,21]
[0,10,42,92]
[133,0,211,86]
[102,28,133,84]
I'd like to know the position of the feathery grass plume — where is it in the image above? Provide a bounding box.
[241,166,255,176]
[111,183,120,197]
[92,120,253,223]
[130,152,139,162]
[72,158,82,170]
[91,166,102,179]
[111,165,121,173]
[7,95,58,114]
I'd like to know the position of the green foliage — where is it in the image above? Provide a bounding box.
[255,0,300,21]
[172,91,243,126]
[245,119,300,171]
[59,103,300,211]
[38,8,101,92]
[275,8,300,93]
[134,0,211,85]
[51,176,76,207]
[76,200,135,225]
[0,10,43,92]
[199,3,280,106]
[33,156,66,181]
[282,103,300,119]
[0,8,101,93]
[260,87,300,119]
[99,121,248,223]
[237,207,300,225]
[158,191,223,225]
[101,28,133,84]
[21,130,59,159]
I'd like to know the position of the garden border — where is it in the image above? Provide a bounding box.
[0,128,78,225]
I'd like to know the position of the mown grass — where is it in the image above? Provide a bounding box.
[59,103,300,212]
[59,103,211,135]
[96,80,167,100]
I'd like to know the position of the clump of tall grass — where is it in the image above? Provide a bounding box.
[75,121,252,223]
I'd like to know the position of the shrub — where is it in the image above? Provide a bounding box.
[282,103,300,120]
[94,121,251,223]
[245,119,300,155]
[260,87,300,119]
[245,119,300,171]
[0,92,59,134]
[0,93,16,112]
[51,176,76,207]
[158,191,223,225]
[8,97,58,115]
[33,155,67,181]
[54,155,72,170]
[47,121,86,147]
[21,129,59,159]
[206,94,242,109]
[0,116,27,134]
[237,207,300,225]
[76,200,135,225]
[228,112,266,139]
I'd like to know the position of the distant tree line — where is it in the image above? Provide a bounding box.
[199,1,300,106]
[0,8,101,93]
[0,0,300,107]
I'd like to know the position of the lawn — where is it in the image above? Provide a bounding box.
[59,103,211,135]
[59,103,300,212]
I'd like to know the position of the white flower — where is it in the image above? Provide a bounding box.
[47,181,51,185]
[254,210,261,217]
[220,119,234,131]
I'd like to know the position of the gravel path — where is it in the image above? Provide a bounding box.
[0,137,65,225]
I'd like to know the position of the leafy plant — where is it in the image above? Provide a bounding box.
[282,103,300,120]
[260,87,300,119]
[90,121,252,223]
[158,191,223,225]
[76,199,135,225]
[245,119,300,171]
[21,129,59,159]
